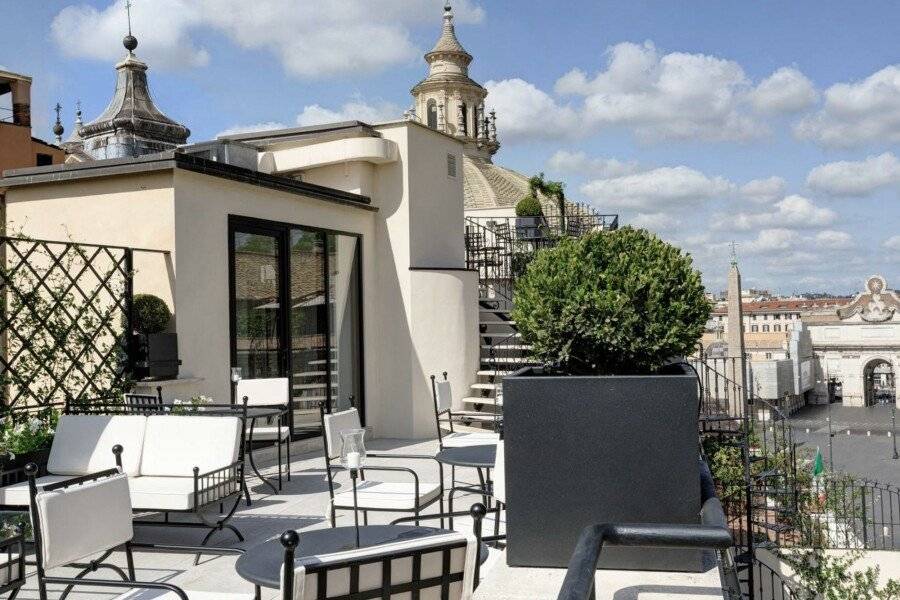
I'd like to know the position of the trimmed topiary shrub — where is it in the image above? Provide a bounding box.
[132,294,172,334]
[511,227,710,375]
[515,195,543,217]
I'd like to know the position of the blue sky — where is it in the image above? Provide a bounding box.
[3,0,898,295]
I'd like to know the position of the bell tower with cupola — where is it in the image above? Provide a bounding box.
[411,1,499,160]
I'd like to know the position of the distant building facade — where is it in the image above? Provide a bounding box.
[807,276,899,407]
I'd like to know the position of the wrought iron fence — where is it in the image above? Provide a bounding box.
[0,236,144,411]
[751,556,798,599]
[464,214,618,310]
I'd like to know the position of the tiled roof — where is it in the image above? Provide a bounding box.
[711,298,853,315]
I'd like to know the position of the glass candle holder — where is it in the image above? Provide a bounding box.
[340,429,367,470]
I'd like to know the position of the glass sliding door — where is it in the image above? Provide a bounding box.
[328,234,362,412]
[231,230,285,380]
[288,229,328,434]
[229,216,363,438]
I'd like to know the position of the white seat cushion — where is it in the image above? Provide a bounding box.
[49,415,148,476]
[332,481,442,511]
[36,473,133,570]
[113,588,253,600]
[441,432,499,448]
[0,475,71,507]
[140,416,241,477]
[128,476,198,511]
[246,425,289,441]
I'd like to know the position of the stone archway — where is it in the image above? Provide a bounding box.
[863,358,896,406]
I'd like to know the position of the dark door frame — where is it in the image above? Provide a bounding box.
[228,214,365,436]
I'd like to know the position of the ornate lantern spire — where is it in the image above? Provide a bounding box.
[76,1,190,160]
[52,103,64,144]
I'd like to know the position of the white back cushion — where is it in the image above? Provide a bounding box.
[36,473,133,570]
[493,441,506,505]
[140,416,241,477]
[236,378,289,407]
[323,409,362,459]
[283,532,476,600]
[435,380,452,413]
[48,415,147,477]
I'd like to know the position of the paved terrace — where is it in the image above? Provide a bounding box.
[18,437,726,600]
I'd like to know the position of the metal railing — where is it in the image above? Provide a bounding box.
[556,463,741,600]
[465,214,618,310]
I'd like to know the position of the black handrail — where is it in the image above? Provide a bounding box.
[556,464,737,600]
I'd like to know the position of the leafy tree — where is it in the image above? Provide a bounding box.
[512,227,710,375]
[784,548,900,599]
[132,294,171,334]
[515,195,544,217]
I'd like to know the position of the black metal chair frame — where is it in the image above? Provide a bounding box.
[123,386,165,414]
[319,401,445,528]
[0,533,25,600]
[238,393,292,500]
[279,503,487,600]
[25,464,247,600]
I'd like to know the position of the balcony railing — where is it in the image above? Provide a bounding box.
[465,214,618,310]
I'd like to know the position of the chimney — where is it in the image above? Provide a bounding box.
[9,77,31,127]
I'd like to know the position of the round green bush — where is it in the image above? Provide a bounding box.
[511,227,710,375]
[515,195,543,217]
[133,294,172,334]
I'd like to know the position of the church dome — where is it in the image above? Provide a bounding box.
[463,155,559,213]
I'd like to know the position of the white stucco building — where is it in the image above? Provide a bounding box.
[807,276,899,407]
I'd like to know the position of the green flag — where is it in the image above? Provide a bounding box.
[812,447,825,477]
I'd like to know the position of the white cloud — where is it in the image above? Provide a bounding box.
[795,64,900,148]
[814,229,854,249]
[554,41,764,142]
[739,176,786,204]
[484,79,579,142]
[216,121,287,138]
[581,165,734,211]
[52,0,485,77]
[296,99,402,126]
[806,152,900,197]
[546,150,641,179]
[885,235,900,251]
[750,67,817,114]
[744,228,798,254]
[52,0,210,69]
[715,194,836,231]
[630,212,681,232]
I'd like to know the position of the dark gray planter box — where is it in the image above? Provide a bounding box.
[133,332,180,380]
[503,366,701,571]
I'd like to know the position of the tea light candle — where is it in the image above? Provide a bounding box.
[347,451,361,469]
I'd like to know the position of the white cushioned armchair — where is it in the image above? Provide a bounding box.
[26,466,252,600]
[319,403,445,527]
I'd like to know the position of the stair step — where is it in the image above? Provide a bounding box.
[463,396,502,406]
[293,383,328,391]
[309,359,338,365]
[294,371,327,378]
[481,332,521,339]
[481,356,534,365]
[479,309,511,316]
[477,370,513,377]
[471,382,498,391]
[481,344,531,351]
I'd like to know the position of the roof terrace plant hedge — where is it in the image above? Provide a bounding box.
[512,227,710,375]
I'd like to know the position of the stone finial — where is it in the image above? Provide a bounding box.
[489,109,497,142]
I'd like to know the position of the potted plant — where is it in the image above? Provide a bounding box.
[131,294,179,380]
[0,408,58,481]
[514,195,545,240]
[503,227,711,571]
